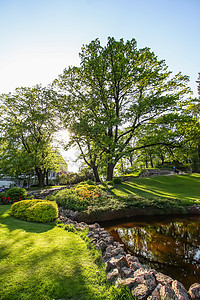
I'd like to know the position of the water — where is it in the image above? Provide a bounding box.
[102,215,200,289]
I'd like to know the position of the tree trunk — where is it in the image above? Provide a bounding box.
[150,154,154,168]
[145,159,148,169]
[106,163,115,181]
[92,165,101,183]
[129,154,133,167]
[197,144,200,167]
[46,170,49,186]
[36,168,46,187]
[120,158,124,174]
[160,152,165,165]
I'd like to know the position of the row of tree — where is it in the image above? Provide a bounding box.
[0,37,199,185]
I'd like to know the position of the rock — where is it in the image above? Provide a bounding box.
[145,273,157,292]
[188,283,200,299]
[110,247,124,257]
[132,283,150,299]
[119,277,137,289]
[105,261,115,272]
[115,256,129,268]
[129,261,143,271]
[172,280,190,300]
[103,252,112,262]
[104,236,114,245]
[86,232,94,238]
[133,268,157,293]
[155,272,173,286]
[147,284,162,300]
[120,267,134,278]
[126,254,140,264]
[96,240,107,252]
[107,268,119,282]
[133,268,146,285]
[159,285,178,300]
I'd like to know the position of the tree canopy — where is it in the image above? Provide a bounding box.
[0,85,64,187]
[54,37,192,181]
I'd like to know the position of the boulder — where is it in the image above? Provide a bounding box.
[188,283,200,299]
[120,266,134,278]
[155,273,173,286]
[96,240,107,252]
[159,285,178,300]
[172,280,190,300]
[132,283,150,299]
[115,255,129,268]
[147,284,162,300]
[107,268,119,282]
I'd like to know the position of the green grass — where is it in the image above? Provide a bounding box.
[111,173,200,205]
[0,206,131,300]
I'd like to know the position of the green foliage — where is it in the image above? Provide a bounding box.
[51,189,85,211]
[54,37,192,182]
[10,199,58,223]
[58,173,68,185]
[113,178,122,184]
[122,194,182,209]
[6,187,27,200]
[0,85,64,187]
[50,184,102,212]
[0,187,28,205]
[26,201,58,223]
[52,174,200,216]
[85,179,95,185]
[0,192,6,205]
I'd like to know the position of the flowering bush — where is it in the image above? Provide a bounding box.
[0,187,27,205]
[0,195,22,205]
[48,183,102,212]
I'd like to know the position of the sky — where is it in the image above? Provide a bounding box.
[0,0,200,171]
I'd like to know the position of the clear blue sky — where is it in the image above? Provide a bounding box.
[0,0,199,97]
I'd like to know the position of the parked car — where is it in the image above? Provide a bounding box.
[0,180,18,191]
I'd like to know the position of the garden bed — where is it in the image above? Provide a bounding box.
[61,204,200,223]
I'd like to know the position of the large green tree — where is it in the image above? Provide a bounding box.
[0,85,63,187]
[54,37,192,181]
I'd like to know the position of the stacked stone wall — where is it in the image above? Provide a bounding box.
[59,207,200,300]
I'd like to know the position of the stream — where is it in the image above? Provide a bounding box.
[102,215,200,289]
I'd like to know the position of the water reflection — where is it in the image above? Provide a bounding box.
[103,215,200,289]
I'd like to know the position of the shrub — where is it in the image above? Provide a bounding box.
[85,179,95,185]
[0,192,6,205]
[113,178,122,184]
[6,187,27,200]
[50,188,92,212]
[49,184,103,212]
[10,199,58,223]
[0,187,28,205]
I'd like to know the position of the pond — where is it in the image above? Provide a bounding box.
[102,215,200,289]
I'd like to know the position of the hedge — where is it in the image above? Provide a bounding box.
[10,199,58,223]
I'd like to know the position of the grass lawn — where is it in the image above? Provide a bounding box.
[0,206,131,300]
[111,173,200,205]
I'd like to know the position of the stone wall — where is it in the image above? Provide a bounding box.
[59,207,200,300]
[139,169,174,178]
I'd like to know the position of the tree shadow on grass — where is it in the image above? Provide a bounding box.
[112,175,200,201]
[0,221,109,300]
[0,205,55,233]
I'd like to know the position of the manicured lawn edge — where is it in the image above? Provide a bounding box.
[74,205,200,223]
